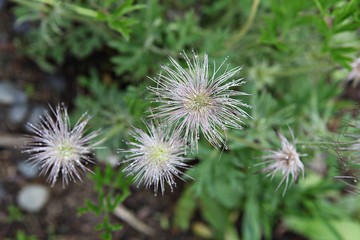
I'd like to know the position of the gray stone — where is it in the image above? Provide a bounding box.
[8,103,28,124]
[0,82,27,105]
[17,184,49,213]
[17,161,39,179]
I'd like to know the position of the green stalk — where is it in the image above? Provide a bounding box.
[31,0,99,18]
[226,0,260,49]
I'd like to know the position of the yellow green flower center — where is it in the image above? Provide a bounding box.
[56,143,76,160]
[148,144,169,164]
[184,92,212,112]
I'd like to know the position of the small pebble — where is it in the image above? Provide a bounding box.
[17,184,49,213]
[0,82,27,105]
[8,103,28,125]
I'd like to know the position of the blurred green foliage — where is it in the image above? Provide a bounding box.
[78,164,132,240]
[4,206,38,240]
[12,0,360,239]
[14,231,38,240]
[6,205,24,223]
[13,0,143,71]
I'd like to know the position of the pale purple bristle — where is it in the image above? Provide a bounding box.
[259,132,304,195]
[149,52,250,151]
[24,104,99,187]
[122,121,189,195]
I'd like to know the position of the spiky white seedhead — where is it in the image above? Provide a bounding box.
[122,122,189,195]
[24,104,99,187]
[260,133,304,195]
[149,52,250,150]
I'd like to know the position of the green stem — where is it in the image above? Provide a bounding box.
[296,140,358,146]
[273,65,333,77]
[227,132,265,150]
[103,123,125,141]
[226,0,260,49]
[312,0,325,17]
[32,0,99,18]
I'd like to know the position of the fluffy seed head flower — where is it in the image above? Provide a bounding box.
[122,122,189,195]
[24,104,99,187]
[260,132,304,195]
[149,52,250,150]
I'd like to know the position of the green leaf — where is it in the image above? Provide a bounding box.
[174,187,197,230]
[332,0,357,25]
[110,223,123,231]
[285,216,360,240]
[113,1,145,17]
[85,200,100,215]
[199,193,230,238]
[242,191,261,240]
[107,20,131,40]
[334,22,360,33]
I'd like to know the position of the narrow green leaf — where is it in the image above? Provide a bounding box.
[285,217,360,240]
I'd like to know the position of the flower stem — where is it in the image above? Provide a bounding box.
[226,0,260,49]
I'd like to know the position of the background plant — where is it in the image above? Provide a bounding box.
[11,0,360,239]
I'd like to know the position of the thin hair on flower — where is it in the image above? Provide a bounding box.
[149,51,250,151]
[24,104,100,187]
[121,121,189,195]
[333,119,360,193]
[258,130,304,195]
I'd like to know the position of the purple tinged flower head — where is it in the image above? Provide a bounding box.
[24,104,99,187]
[122,121,189,195]
[149,52,250,151]
[260,132,304,195]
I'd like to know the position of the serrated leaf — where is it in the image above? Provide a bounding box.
[332,1,357,25]
[107,20,131,40]
[113,1,145,17]
[85,200,100,215]
[334,22,359,33]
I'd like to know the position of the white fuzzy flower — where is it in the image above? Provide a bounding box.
[24,104,99,187]
[260,132,304,195]
[122,122,189,195]
[149,52,250,150]
[345,58,360,87]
